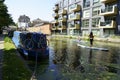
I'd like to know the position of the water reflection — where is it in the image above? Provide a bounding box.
[52,39,85,73]
[29,38,120,80]
[88,49,92,64]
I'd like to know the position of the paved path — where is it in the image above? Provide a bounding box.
[0,35,4,80]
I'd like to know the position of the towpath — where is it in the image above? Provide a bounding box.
[0,35,4,80]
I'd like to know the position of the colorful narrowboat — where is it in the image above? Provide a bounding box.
[12,31,49,59]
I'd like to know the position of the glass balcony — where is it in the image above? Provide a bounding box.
[100,6,117,16]
[58,17,67,22]
[53,6,59,11]
[55,20,58,24]
[69,4,80,12]
[69,24,80,29]
[51,26,57,30]
[100,0,117,3]
[53,13,59,18]
[58,9,67,15]
[99,20,116,28]
[58,25,66,30]
[69,14,80,21]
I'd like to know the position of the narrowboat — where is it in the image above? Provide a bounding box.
[12,31,49,59]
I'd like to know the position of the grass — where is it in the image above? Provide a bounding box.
[3,37,32,80]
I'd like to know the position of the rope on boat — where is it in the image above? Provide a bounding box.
[30,52,38,80]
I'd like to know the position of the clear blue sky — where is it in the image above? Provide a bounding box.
[5,0,58,22]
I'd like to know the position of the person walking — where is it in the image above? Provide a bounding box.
[89,32,94,46]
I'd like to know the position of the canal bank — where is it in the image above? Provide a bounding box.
[0,35,4,80]
[3,37,32,80]
[50,35,120,43]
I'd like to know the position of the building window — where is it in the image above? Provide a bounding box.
[82,30,89,36]
[75,21,80,24]
[93,0,100,5]
[82,19,89,27]
[92,18,100,27]
[59,2,63,8]
[69,0,75,4]
[68,21,74,28]
[83,9,90,18]
[58,15,62,20]
[75,0,80,2]
[104,29,115,35]
[69,4,76,11]
[68,13,74,19]
[64,0,68,7]
[92,7,100,16]
[83,0,90,8]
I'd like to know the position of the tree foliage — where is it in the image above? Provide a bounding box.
[0,0,14,29]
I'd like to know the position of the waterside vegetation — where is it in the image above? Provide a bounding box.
[3,37,32,80]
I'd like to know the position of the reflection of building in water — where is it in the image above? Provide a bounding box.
[65,47,84,72]
[88,49,92,64]
[53,40,67,64]
[53,39,84,72]
[88,48,120,74]
[54,48,67,64]
[107,49,120,74]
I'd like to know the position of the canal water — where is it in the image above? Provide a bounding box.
[29,37,120,80]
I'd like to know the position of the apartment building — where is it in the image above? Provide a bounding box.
[52,0,120,37]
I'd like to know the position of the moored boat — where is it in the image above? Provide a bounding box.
[12,31,49,59]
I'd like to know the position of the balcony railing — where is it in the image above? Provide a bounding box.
[51,26,57,30]
[99,6,117,16]
[53,6,59,11]
[69,24,80,29]
[53,13,59,18]
[99,20,116,28]
[55,20,58,24]
[58,17,67,22]
[69,14,80,21]
[58,25,66,30]
[100,0,117,3]
[59,9,67,15]
[69,4,80,12]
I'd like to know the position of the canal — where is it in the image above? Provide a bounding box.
[29,37,120,80]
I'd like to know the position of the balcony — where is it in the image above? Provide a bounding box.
[52,20,58,24]
[55,20,58,24]
[83,1,90,8]
[59,9,67,15]
[99,20,116,28]
[69,14,80,21]
[58,17,67,22]
[100,0,117,3]
[51,26,57,30]
[53,13,59,18]
[99,6,117,16]
[69,4,81,12]
[53,6,59,12]
[69,24,80,29]
[58,25,66,30]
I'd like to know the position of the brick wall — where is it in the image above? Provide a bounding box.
[26,24,51,35]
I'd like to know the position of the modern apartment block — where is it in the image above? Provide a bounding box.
[52,0,120,37]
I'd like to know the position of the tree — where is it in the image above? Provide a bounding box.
[0,0,14,34]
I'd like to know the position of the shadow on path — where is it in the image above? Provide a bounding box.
[0,34,4,80]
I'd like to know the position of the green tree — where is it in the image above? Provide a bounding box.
[0,0,14,34]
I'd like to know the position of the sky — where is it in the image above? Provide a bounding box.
[5,0,58,22]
